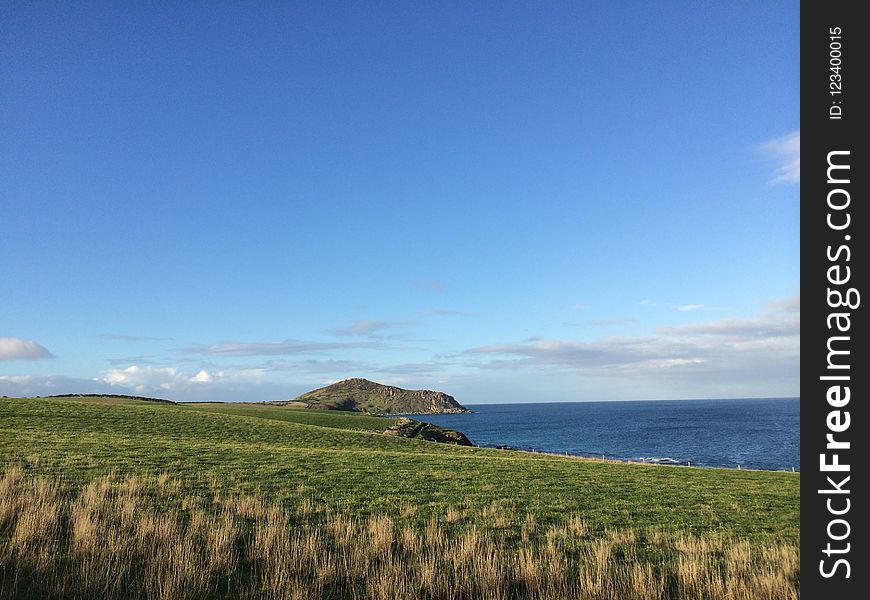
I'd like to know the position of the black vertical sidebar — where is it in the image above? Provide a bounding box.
[801,2,867,597]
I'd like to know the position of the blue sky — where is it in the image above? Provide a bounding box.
[1,1,799,403]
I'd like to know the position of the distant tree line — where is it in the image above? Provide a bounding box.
[41,393,176,404]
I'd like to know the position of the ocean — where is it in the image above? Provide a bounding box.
[414,397,800,471]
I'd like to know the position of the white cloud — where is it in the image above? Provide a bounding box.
[762,130,800,184]
[100,333,170,342]
[101,365,270,392]
[183,338,383,356]
[256,358,371,374]
[0,337,53,361]
[377,362,452,377]
[325,320,420,338]
[103,365,186,393]
[95,364,289,401]
[770,295,800,313]
[638,301,719,312]
[672,304,705,312]
[0,375,39,386]
[0,374,118,396]
[0,369,294,403]
[193,370,212,383]
[644,358,706,369]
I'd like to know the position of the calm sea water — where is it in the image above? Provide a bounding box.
[415,398,799,471]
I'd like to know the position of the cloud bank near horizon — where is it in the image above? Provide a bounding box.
[0,295,799,402]
[460,295,799,398]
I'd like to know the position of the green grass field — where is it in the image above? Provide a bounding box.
[0,395,801,599]
[0,395,798,542]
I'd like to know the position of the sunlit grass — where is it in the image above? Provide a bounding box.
[0,396,799,542]
[0,395,800,597]
[0,468,799,600]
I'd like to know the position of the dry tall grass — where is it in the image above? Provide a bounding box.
[0,466,799,599]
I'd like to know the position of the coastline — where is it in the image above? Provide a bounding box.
[484,445,801,473]
[412,398,800,473]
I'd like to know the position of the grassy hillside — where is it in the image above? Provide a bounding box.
[0,396,798,538]
[181,402,392,432]
[0,395,800,599]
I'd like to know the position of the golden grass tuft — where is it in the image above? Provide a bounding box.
[0,467,800,600]
[367,514,395,556]
[399,502,418,519]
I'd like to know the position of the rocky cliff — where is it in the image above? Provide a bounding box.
[383,417,473,446]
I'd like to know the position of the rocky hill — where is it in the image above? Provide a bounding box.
[292,378,471,415]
